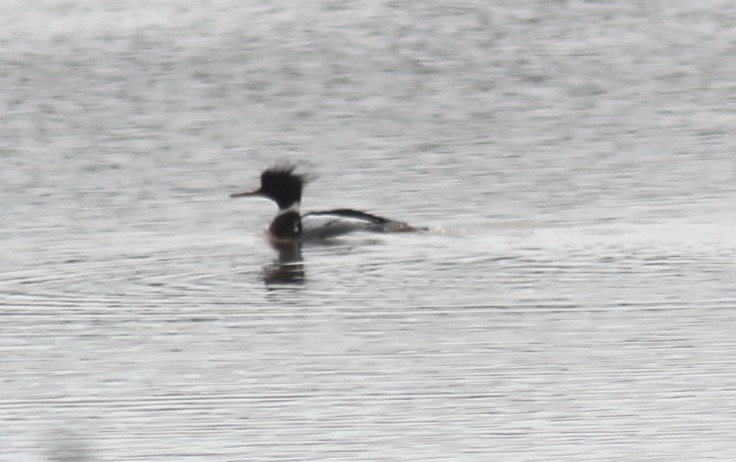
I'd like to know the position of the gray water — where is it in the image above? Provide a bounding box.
[2,1,736,461]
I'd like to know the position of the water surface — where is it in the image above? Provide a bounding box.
[2,1,736,461]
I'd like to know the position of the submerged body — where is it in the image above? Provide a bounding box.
[231,165,419,243]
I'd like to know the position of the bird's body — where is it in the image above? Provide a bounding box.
[231,164,419,243]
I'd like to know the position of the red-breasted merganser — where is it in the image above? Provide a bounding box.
[230,164,419,242]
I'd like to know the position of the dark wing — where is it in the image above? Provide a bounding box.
[301,209,418,240]
[304,209,392,224]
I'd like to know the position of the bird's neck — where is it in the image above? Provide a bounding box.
[277,202,300,216]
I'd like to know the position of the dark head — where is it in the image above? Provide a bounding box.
[230,164,306,210]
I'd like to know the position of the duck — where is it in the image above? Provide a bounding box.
[230,164,419,242]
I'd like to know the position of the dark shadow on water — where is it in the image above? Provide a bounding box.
[261,233,415,287]
[262,241,305,285]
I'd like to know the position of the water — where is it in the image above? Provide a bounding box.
[2,1,736,461]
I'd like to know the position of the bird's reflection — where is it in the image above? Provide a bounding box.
[262,241,305,285]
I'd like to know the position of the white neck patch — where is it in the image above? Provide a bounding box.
[277,202,300,215]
